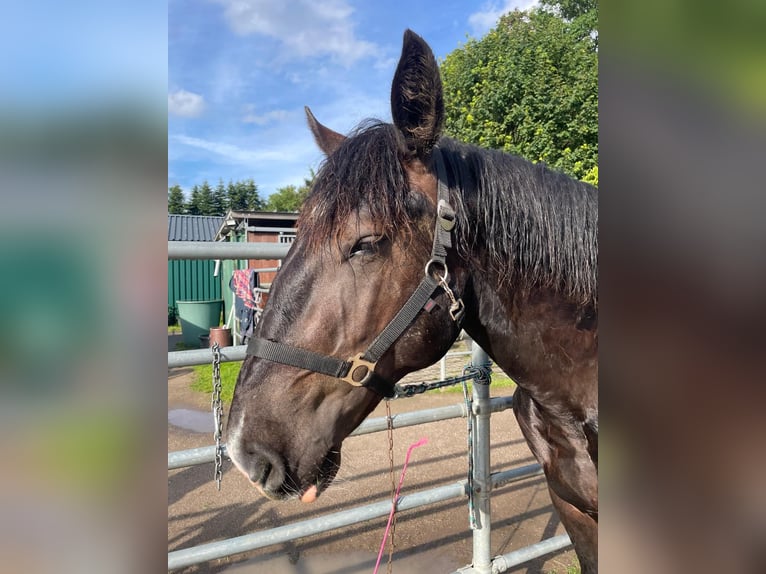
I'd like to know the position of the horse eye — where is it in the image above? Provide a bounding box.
[349,236,382,259]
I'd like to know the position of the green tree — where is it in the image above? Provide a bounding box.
[541,0,597,46]
[213,179,227,215]
[223,179,262,212]
[241,178,262,211]
[197,181,215,215]
[441,4,597,184]
[265,184,308,212]
[226,180,245,211]
[168,184,185,214]
[186,184,202,215]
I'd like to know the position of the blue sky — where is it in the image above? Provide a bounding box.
[169,0,537,200]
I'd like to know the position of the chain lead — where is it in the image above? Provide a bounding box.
[212,342,224,490]
[393,366,482,398]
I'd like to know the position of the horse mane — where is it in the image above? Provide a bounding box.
[299,121,598,307]
[439,138,598,307]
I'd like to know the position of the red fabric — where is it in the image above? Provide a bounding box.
[231,269,260,310]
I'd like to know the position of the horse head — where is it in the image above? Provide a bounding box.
[226,30,466,502]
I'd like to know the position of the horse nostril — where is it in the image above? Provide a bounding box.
[232,442,286,493]
[253,460,272,484]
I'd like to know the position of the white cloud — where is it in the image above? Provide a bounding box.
[216,0,379,66]
[468,0,538,36]
[170,133,318,167]
[170,131,323,196]
[168,89,206,117]
[242,108,290,126]
[171,134,286,164]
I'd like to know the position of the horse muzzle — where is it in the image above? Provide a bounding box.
[227,434,340,502]
[227,439,288,498]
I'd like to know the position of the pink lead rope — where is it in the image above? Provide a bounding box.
[372,437,429,574]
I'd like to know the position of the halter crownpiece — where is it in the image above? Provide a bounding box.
[245,146,463,397]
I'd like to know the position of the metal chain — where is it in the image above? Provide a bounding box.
[212,342,224,490]
[392,367,482,398]
[385,400,396,574]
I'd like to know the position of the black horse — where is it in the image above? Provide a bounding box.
[227,30,598,572]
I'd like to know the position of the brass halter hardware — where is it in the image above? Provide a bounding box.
[340,354,379,387]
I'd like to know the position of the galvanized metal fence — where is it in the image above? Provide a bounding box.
[168,241,571,572]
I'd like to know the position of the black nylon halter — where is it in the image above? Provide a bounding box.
[245,146,463,397]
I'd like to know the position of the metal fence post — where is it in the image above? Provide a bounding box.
[470,341,493,574]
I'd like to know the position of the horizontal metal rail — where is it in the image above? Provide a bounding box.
[168,241,290,260]
[168,345,247,368]
[168,463,543,570]
[168,445,221,470]
[490,534,572,573]
[168,396,514,470]
[168,345,481,370]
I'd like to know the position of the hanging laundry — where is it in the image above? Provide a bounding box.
[229,269,263,344]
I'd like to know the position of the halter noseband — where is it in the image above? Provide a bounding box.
[245,147,464,397]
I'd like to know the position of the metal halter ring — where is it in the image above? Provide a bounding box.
[424,258,448,283]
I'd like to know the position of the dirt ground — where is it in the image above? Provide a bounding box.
[168,339,577,573]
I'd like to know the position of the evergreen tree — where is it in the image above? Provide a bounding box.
[242,178,262,211]
[197,181,215,215]
[186,184,202,215]
[168,184,185,214]
[226,180,244,211]
[213,179,227,215]
[179,178,264,215]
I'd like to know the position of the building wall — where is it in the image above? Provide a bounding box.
[247,231,281,285]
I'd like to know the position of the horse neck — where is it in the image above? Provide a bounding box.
[444,140,597,307]
[444,144,597,378]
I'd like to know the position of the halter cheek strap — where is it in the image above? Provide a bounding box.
[245,146,463,397]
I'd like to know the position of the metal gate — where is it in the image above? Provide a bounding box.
[167,241,572,572]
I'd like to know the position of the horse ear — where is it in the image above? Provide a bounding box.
[305,106,345,156]
[391,30,444,159]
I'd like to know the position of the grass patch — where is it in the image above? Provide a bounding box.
[547,561,581,574]
[168,324,182,334]
[191,361,243,404]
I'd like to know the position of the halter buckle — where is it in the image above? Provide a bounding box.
[341,354,377,387]
[437,199,456,231]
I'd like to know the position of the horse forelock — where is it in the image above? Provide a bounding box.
[297,120,428,254]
